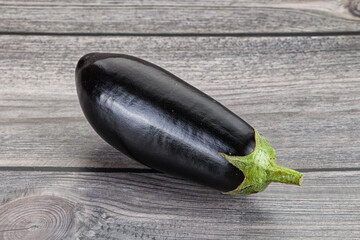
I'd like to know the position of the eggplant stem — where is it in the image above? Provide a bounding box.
[220,129,303,195]
[267,164,303,186]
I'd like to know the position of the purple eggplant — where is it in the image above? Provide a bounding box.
[75,53,302,195]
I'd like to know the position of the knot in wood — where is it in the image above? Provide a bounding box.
[0,195,75,240]
[349,0,360,17]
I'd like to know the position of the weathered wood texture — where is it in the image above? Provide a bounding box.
[1,35,359,169]
[1,2,360,239]
[1,0,360,34]
[0,170,359,239]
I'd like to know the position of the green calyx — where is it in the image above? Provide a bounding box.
[220,129,303,195]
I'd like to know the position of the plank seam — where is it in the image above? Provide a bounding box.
[0,167,358,173]
[0,167,159,173]
[1,31,360,37]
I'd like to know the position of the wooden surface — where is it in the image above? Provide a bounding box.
[2,35,360,170]
[1,1,360,239]
[1,0,360,34]
[0,171,359,239]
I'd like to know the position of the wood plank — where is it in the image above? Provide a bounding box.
[0,0,359,34]
[1,35,359,169]
[0,170,359,239]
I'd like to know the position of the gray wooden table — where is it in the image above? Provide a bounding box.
[1,1,360,239]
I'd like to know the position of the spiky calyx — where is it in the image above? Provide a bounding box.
[220,129,303,195]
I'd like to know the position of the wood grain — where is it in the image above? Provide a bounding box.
[1,1,360,239]
[1,35,359,169]
[0,170,359,239]
[0,0,359,34]
[0,196,75,240]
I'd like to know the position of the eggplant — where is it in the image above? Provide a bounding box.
[75,53,302,195]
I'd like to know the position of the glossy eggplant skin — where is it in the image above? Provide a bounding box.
[76,53,255,192]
